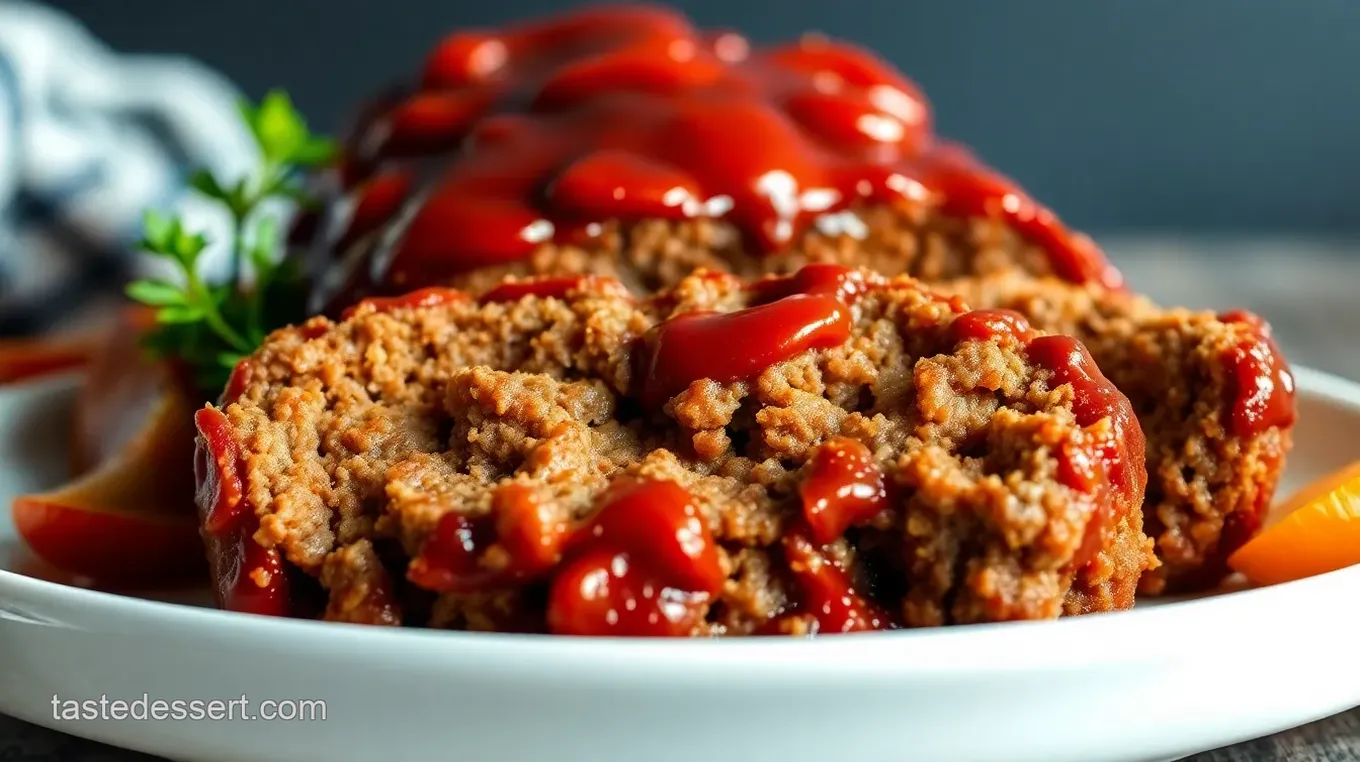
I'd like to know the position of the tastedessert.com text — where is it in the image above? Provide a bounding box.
[50,693,326,722]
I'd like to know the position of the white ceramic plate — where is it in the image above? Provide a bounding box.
[1,370,1359,762]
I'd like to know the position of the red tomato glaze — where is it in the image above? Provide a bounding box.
[406,477,724,636]
[944,308,1036,346]
[800,436,888,545]
[633,293,851,409]
[1026,335,1143,504]
[1216,309,1296,438]
[309,5,1122,309]
[407,484,570,592]
[340,287,471,319]
[547,478,725,637]
[746,263,882,305]
[193,407,290,616]
[478,276,588,304]
[221,359,253,405]
[767,529,895,634]
[1026,334,1146,566]
[476,274,631,305]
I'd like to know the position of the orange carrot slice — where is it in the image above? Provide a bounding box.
[1227,460,1360,586]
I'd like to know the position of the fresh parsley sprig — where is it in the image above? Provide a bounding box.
[126,90,336,396]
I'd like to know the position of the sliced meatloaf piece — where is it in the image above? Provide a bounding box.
[193,266,1153,634]
[945,272,1293,593]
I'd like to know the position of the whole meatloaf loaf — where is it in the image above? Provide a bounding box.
[193,265,1154,634]
[293,5,1294,594]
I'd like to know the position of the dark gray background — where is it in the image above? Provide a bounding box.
[44,0,1360,234]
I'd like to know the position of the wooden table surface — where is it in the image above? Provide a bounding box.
[3,236,1359,761]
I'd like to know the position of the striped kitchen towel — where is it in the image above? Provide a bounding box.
[0,0,257,336]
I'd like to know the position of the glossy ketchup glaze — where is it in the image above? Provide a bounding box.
[633,293,851,409]
[477,274,631,304]
[944,308,1036,346]
[314,4,1121,305]
[765,529,894,634]
[222,359,254,405]
[1026,334,1146,567]
[547,478,725,636]
[800,436,888,545]
[406,478,724,636]
[479,276,587,304]
[746,262,881,305]
[193,407,290,616]
[1216,309,1296,437]
[340,286,470,319]
[406,484,570,592]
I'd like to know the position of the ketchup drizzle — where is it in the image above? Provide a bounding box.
[767,529,894,634]
[939,309,1145,569]
[193,407,291,616]
[1026,335,1145,516]
[407,484,570,592]
[945,308,1036,346]
[747,263,881,305]
[547,478,725,637]
[1216,309,1296,437]
[633,293,851,409]
[405,477,724,636]
[478,276,588,304]
[800,436,888,545]
[313,5,1123,305]
[340,287,470,319]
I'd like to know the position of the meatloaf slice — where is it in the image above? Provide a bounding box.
[945,272,1294,593]
[193,266,1153,634]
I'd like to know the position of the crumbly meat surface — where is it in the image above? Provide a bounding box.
[353,200,1292,594]
[209,269,1153,633]
[945,272,1293,593]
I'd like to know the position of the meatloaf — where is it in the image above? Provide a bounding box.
[193,266,1153,634]
[290,5,1294,594]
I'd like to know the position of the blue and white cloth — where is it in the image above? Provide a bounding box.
[0,0,257,336]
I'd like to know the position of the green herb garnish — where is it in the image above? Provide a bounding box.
[126,90,336,396]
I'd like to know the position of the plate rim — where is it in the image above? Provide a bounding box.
[1,365,1356,674]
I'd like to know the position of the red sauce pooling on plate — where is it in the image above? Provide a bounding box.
[633,293,851,409]
[193,407,290,616]
[316,5,1121,304]
[547,478,725,637]
[800,437,888,545]
[1216,309,1296,437]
